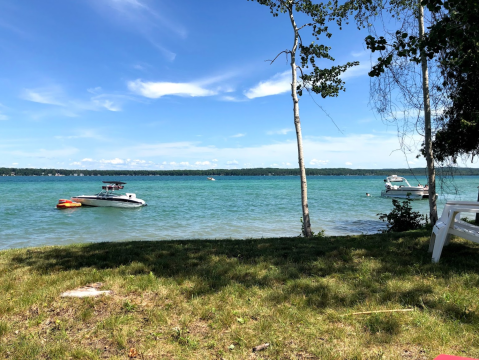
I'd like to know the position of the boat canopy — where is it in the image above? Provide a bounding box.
[384,175,407,183]
[101,181,125,190]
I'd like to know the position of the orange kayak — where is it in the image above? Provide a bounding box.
[56,199,81,209]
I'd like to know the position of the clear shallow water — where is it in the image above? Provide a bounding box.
[1,175,478,249]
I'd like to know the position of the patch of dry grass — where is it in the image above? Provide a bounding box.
[1,230,479,359]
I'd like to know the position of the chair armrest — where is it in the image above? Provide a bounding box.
[451,207,479,217]
[446,201,479,206]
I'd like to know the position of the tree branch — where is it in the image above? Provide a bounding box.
[306,88,345,135]
[298,23,313,30]
[266,50,291,65]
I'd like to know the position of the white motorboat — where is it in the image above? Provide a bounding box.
[381,175,429,200]
[72,181,146,208]
[207,177,216,181]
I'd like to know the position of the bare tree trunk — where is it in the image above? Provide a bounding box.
[419,5,438,225]
[288,3,312,237]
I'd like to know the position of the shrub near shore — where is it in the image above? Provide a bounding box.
[1,232,479,359]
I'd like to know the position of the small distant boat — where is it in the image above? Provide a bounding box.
[207,177,216,181]
[57,199,82,209]
[381,175,428,200]
[71,181,146,208]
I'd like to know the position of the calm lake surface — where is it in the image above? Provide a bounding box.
[1,175,478,249]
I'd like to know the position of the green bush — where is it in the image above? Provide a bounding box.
[378,199,425,232]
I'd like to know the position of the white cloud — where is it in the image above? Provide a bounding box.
[87,87,103,95]
[100,158,124,164]
[195,161,211,165]
[231,133,245,138]
[267,128,293,135]
[128,79,216,98]
[310,159,329,166]
[55,133,427,170]
[112,0,187,38]
[21,86,124,116]
[65,157,153,169]
[220,96,245,102]
[92,99,121,112]
[148,40,177,61]
[91,0,187,62]
[112,0,147,9]
[244,63,368,100]
[22,88,64,106]
[12,162,18,165]
[127,159,147,165]
[127,71,239,99]
[345,162,353,166]
[55,130,108,141]
[90,93,128,112]
[180,161,190,166]
[245,71,290,99]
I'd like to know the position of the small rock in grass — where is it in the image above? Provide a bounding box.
[252,343,270,352]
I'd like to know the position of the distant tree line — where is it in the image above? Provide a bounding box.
[3,167,479,177]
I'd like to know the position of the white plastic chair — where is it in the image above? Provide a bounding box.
[429,201,479,263]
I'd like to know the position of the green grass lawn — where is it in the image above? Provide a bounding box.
[1,230,478,359]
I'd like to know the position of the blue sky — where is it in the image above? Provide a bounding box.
[0,0,432,170]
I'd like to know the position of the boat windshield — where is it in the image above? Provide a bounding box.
[96,190,125,197]
[385,176,412,186]
[386,180,419,189]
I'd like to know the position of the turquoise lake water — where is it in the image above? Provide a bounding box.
[1,175,478,250]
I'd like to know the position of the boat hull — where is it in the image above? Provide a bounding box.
[71,196,146,208]
[381,188,425,200]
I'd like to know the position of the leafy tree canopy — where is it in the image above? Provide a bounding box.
[248,0,358,97]
[364,0,479,162]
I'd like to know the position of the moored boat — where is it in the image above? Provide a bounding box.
[380,175,428,200]
[71,181,146,208]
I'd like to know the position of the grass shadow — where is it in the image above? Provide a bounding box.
[5,229,479,318]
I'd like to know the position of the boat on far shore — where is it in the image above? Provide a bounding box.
[380,175,429,200]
